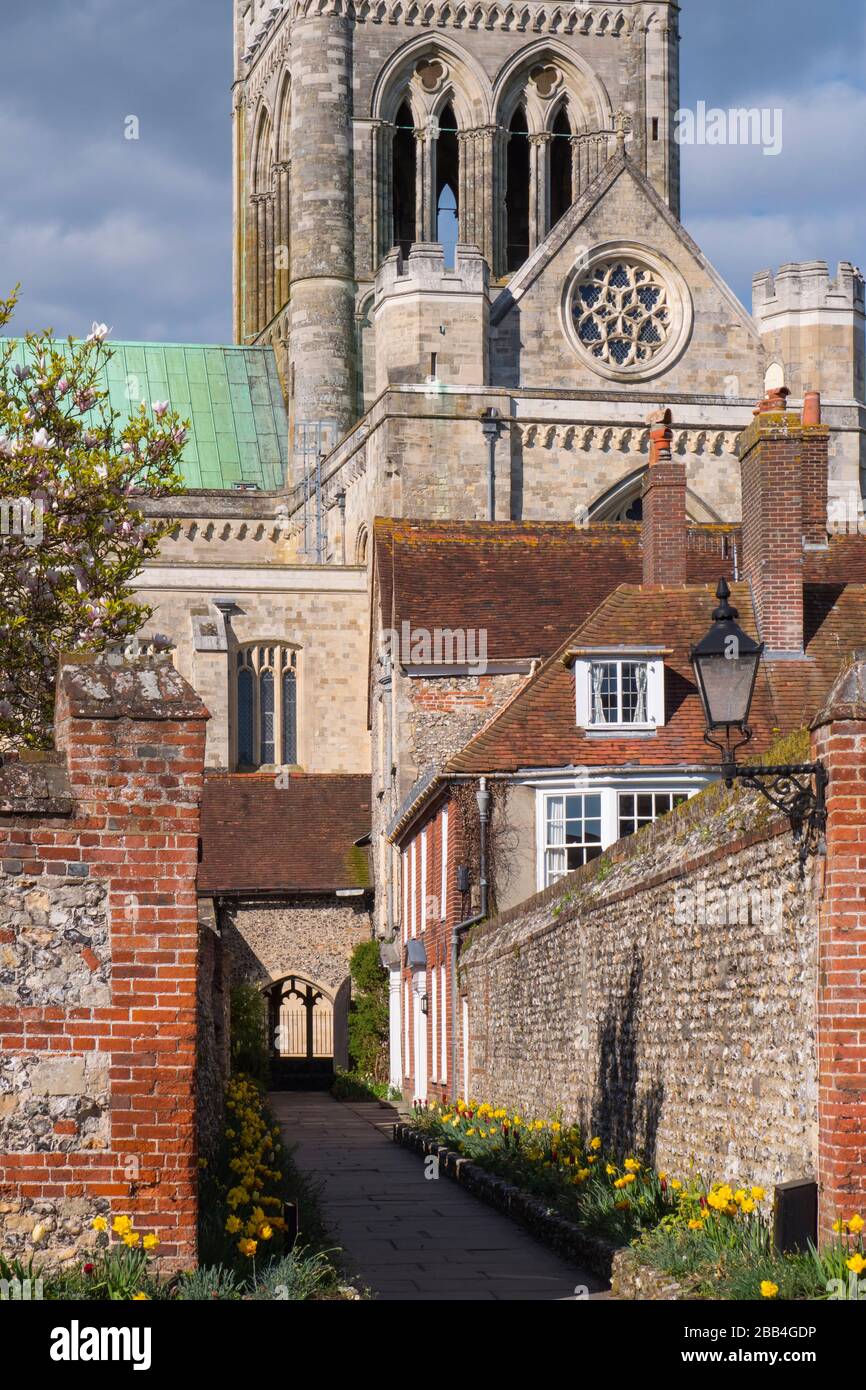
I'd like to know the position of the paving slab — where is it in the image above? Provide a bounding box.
[271,1091,605,1302]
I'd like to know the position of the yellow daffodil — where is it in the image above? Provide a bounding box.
[760,1281,779,1299]
[260,1224,273,1240]
[624,1158,641,1172]
[688,1219,704,1230]
[590,1137,602,1151]
[91,1217,108,1232]
[848,1214,864,1234]
[847,1254,866,1276]
[132,1293,150,1301]
[142,1234,160,1251]
[122,1232,140,1248]
[751,1186,766,1202]
[671,1180,682,1191]
[238,1238,257,1257]
[833,1218,849,1234]
[112,1215,132,1236]
[606,1164,617,1176]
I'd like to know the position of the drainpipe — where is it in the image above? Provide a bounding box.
[336,489,347,565]
[480,409,501,522]
[449,777,490,1097]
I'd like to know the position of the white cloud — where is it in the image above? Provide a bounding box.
[680,81,866,306]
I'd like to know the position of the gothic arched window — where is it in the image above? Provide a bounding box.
[393,101,417,259]
[506,106,530,271]
[436,102,459,269]
[549,106,573,228]
[236,644,299,769]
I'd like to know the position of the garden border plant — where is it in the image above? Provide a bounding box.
[402,1098,866,1301]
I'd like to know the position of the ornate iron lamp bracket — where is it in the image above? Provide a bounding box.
[718,757,828,874]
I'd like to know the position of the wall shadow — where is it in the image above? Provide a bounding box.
[589,946,664,1164]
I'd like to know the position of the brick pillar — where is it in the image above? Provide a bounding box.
[801,391,830,548]
[810,652,866,1238]
[56,655,208,1263]
[641,408,687,586]
[738,386,804,654]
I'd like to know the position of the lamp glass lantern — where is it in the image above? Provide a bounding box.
[690,579,764,759]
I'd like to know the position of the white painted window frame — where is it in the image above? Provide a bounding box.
[431,968,438,1084]
[440,963,447,1085]
[420,828,428,933]
[410,839,417,938]
[440,806,449,921]
[574,653,665,732]
[533,773,708,892]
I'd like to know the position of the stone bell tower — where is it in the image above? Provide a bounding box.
[232,0,682,483]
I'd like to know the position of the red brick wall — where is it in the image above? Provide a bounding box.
[0,656,208,1267]
[812,669,866,1236]
[400,794,466,1102]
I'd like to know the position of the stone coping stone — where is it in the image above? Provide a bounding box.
[393,1120,621,1281]
[0,758,73,816]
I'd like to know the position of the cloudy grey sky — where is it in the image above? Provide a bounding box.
[0,0,863,343]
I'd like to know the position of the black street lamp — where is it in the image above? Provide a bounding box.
[690,579,827,870]
[480,407,502,521]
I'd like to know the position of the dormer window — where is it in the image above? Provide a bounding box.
[573,649,667,731]
[591,660,647,725]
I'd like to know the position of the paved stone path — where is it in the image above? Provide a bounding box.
[271,1091,605,1301]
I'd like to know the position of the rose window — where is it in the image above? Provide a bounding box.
[572,260,672,369]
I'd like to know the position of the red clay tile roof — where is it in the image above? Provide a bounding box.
[445,579,866,775]
[198,773,371,895]
[373,518,739,660]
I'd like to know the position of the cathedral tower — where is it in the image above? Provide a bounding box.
[233,0,682,478]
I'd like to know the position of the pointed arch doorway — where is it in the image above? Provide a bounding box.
[264,973,349,1090]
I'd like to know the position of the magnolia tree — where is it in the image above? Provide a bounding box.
[0,289,188,746]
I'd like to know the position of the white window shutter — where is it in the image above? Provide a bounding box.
[574,660,591,727]
[647,660,666,728]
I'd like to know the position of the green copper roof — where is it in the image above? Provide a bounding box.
[4,340,288,492]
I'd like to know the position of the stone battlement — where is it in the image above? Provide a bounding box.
[753,261,865,319]
[375,243,489,303]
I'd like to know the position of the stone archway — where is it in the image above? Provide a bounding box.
[266,974,334,1062]
[262,971,351,1087]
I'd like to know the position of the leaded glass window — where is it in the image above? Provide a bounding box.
[572,260,671,370]
[236,644,299,769]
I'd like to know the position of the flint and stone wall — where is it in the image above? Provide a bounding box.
[461,783,818,1191]
[223,896,371,997]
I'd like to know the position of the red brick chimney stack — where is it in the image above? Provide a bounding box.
[641,408,687,587]
[801,391,830,548]
[739,386,805,654]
